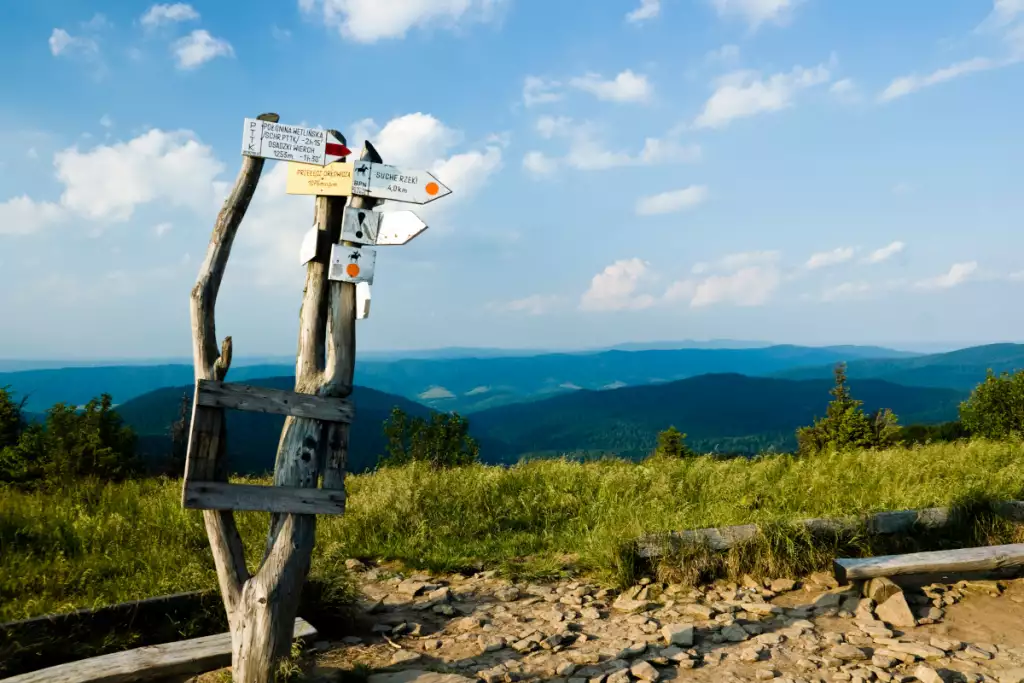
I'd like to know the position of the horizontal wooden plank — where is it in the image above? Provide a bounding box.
[183,482,346,515]
[196,379,353,423]
[1,618,316,683]
[834,543,1024,583]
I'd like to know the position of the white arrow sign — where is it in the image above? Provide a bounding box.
[341,207,428,246]
[328,245,376,284]
[351,160,451,204]
[241,118,351,166]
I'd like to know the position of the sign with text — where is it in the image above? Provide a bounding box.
[241,118,351,166]
[351,160,451,204]
[286,162,354,196]
[328,244,376,284]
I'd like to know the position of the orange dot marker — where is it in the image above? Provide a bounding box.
[346,263,360,277]
[425,181,439,196]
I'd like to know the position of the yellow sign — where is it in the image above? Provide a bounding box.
[286,161,354,196]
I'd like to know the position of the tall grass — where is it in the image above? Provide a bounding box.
[2,439,1024,622]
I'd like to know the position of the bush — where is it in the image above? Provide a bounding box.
[0,393,139,486]
[654,426,695,458]
[795,363,900,455]
[380,407,480,469]
[959,369,1024,439]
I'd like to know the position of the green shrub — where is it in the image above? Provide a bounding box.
[960,369,1024,439]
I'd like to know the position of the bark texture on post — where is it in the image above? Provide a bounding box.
[188,116,366,682]
[322,140,383,490]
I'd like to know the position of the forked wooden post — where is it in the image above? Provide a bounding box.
[184,113,370,682]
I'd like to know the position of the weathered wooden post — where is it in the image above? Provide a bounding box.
[183,112,450,681]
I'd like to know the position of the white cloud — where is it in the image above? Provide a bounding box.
[53,129,225,222]
[694,62,831,129]
[829,78,861,103]
[536,117,700,172]
[635,185,709,216]
[914,262,978,290]
[977,0,1024,32]
[99,115,113,128]
[864,240,905,264]
[805,246,855,270]
[627,0,660,23]
[709,0,800,29]
[569,70,653,103]
[879,57,1007,102]
[154,222,172,237]
[419,386,456,400]
[299,0,505,43]
[820,281,872,302]
[522,151,557,176]
[140,3,200,28]
[26,148,38,160]
[689,264,781,307]
[706,44,740,64]
[522,76,562,107]
[579,258,657,311]
[494,294,563,315]
[272,25,293,41]
[350,112,503,206]
[49,28,99,57]
[172,30,234,69]
[466,386,490,395]
[693,250,780,274]
[0,196,66,236]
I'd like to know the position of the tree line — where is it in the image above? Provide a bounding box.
[2,361,1024,485]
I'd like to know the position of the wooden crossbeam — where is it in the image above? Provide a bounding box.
[1,618,317,683]
[196,379,353,423]
[182,482,345,515]
[834,543,1024,584]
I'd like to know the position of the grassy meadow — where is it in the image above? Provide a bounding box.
[3,438,1024,622]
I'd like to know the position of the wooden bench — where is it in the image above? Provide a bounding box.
[1,618,316,683]
[834,543,1024,584]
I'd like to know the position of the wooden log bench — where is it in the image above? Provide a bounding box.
[834,543,1024,584]
[0,618,316,683]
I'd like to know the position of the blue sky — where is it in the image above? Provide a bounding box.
[1,0,1023,358]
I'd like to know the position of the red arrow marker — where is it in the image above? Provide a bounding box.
[325,142,352,158]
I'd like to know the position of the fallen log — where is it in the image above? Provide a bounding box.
[0,618,316,683]
[834,543,1024,584]
[636,504,971,558]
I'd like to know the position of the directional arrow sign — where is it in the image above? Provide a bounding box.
[351,160,451,204]
[341,207,429,246]
[241,118,352,166]
[328,245,376,284]
[376,211,428,245]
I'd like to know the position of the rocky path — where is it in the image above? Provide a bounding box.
[197,563,1024,683]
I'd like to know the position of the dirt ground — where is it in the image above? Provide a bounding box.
[190,563,1024,683]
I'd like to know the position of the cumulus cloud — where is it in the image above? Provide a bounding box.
[706,44,740,65]
[49,28,99,57]
[820,281,872,302]
[526,117,700,175]
[689,264,781,307]
[173,29,234,69]
[349,113,503,204]
[141,3,200,28]
[635,185,709,216]
[522,76,562,107]
[708,0,801,30]
[298,0,506,43]
[0,197,66,236]
[694,62,831,129]
[491,294,564,315]
[419,386,456,400]
[864,240,905,264]
[626,0,660,23]
[914,262,978,290]
[569,70,653,103]
[805,246,855,270]
[522,151,557,176]
[579,258,657,311]
[52,129,225,223]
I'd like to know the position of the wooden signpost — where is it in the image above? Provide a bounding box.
[184,112,451,682]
